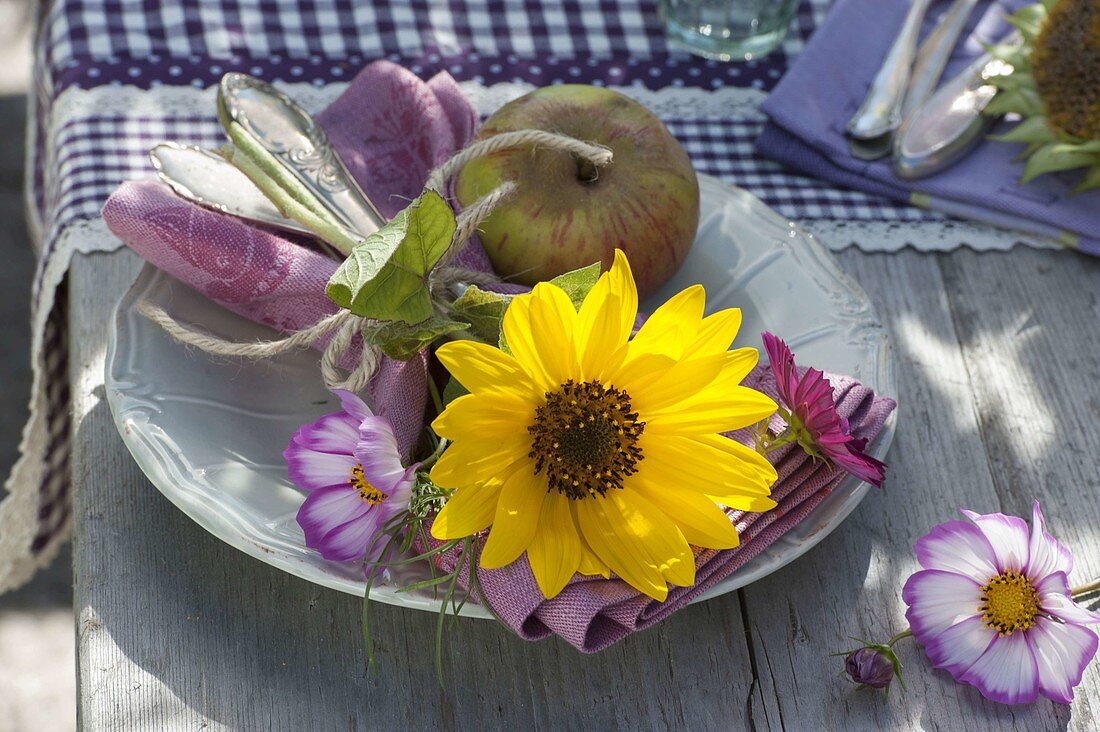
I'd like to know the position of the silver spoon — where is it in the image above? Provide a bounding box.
[216,72,387,240]
[847,0,934,141]
[893,39,1018,179]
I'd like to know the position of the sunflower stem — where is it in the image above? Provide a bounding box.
[419,438,450,470]
[1070,578,1100,597]
[427,373,445,415]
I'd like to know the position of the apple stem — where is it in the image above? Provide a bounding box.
[576,156,601,184]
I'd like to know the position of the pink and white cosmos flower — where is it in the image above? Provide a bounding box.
[903,502,1100,704]
[284,390,417,568]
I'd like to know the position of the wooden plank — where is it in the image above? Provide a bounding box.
[72,245,1100,729]
[69,250,760,730]
[742,249,1100,731]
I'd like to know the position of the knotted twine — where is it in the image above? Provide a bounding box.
[138,130,613,392]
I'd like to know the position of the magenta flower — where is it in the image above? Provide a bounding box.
[903,502,1100,704]
[761,331,886,487]
[284,390,417,566]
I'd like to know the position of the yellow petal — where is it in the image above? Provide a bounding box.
[577,539,612,579]
[694,433,779,483]
[632,476,740,549]
[697,347,760,392]
[429,435,529,487]
[681,308,742,359]
[706,492,777,513]
[576,250,637,354]
[527,282,579,385]
[575,495,669,601]
[575,490,695,600]
[501,294,554,390]
[431,480,504,539]
[479,468,546,569]
[577,293,630,380]
[626,285,705,361]
[642,434,777,492]
[623,351,729,414]
[526,492,582,598]
[434,340,538,397]
[431,390,537,440]
[645,386,777,435]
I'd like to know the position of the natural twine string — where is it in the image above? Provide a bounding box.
[139,129,613,390]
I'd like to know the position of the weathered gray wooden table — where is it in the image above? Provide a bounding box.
[70,244,1100,729]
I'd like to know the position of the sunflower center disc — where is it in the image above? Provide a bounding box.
[1032,0,1100,139]
[528,379,645,500]
[350,464,387,504]
[980,569,1041,635]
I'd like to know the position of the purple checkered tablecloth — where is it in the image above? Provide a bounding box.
[0,0,1010,590]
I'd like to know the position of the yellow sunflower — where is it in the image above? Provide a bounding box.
[429,250,779,601]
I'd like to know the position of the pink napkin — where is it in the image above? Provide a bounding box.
[425,369,895,653]
[102,61,490,456]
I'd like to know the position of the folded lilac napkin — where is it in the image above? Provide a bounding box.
[756,0,1100,254]
[103,61,494,456]
[427,368,895,653]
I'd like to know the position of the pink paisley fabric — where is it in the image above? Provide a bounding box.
[102,61,485,456]
[423,369,895,653]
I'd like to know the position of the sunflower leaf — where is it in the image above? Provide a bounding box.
[1070,163,1100,195]
[361,314,469,361]
[451,285,514,343]
[984,87,1043,117]
[441,377,469,406]
[326,190,457,324]
[548,261,602,310]
[1021,142,1099,183]
[990,115,1058,145]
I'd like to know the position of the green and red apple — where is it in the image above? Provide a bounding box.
[455,85,699,299]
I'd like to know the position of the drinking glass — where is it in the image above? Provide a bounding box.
[659,0,801,61]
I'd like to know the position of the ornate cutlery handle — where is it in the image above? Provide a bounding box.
[847,0,934,140]
[217,73,387,241]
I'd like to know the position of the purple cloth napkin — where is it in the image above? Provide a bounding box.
[756,0,1100,254]
[102,61,494,456]
[426,368,895,653]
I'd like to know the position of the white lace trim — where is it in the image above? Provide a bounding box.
[807,219,1060,253]
[49,79,768,124]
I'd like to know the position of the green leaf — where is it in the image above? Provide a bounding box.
[984,87,1043,117]
[326,190,457,325]
[450,285,513,343]
[1072,165,1100,195]
[441,377,469,406]
[361,315,469,361]
[1007,4,1047,41]
[1021,142,1099,183]
[990,115,1058,145]
[547,261,602,310]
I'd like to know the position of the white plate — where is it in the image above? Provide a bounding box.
[106,174,896,618]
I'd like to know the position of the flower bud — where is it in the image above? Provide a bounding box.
[844,646,896,689]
